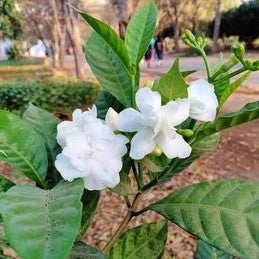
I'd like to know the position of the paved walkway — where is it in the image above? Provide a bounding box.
[65,51,259,88]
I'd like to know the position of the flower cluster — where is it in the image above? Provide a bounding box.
[55,79,218,190]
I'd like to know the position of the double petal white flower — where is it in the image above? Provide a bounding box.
[115,87,192,160]
[55,106,128,191]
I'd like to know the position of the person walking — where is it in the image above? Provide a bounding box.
[144,44,152,68]
[155,35,164,67]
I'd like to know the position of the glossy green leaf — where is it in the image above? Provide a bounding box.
[194,101,259,142]
[79,190,100,238]
[111,171,137,196]
[149,179,259,259]
[85,32,133,107]
[79,10,130,69]
[0,179,84,259]
[23,103,61,185]
[158,134,220,183]
[218,72,251,110]
[0,175,14,193]
[157,58,188,104]
[125,1,157,65]
[70,242,107,259]
[196,240,232,259]
[95,90,124,120]
[108,221,168,259]
[181,70,197,78]
[214,72,230,100]
[0,110,47,187]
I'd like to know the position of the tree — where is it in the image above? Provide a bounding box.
[212,0,222,52]
[0,0,22,39]
[218,1,259,48]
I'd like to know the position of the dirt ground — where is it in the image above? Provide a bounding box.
[1,91,258,259]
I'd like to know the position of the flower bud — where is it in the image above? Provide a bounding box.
[152,146,162,157]
[144,80,153,89]
[231,44,245,61]
[197,36,203,47]
[185,29,196,44]
[224,54,239,71]
[252,60,259,70]
[184,39,193,48]
[105,107,118,132]
[245,59,253,69]
[177,129,194,137]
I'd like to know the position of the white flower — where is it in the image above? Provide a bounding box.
[188,79,218,121]
[105,107,118,132]
[55,106,128,191]
[115,87,192,160]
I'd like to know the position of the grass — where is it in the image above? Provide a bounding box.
[0,58,44,67]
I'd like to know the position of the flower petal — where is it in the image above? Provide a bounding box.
[55,154,84,181]
[105,107,119,132]
[115,108,144,132]
[130,128,155,160]
[158,98,190,126]
[157,132,191,159]
[136,87,161,115]
[188,79,218,121]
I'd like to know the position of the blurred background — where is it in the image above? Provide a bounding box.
[0,1,258,258]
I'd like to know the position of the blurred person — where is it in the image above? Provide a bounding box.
[144,44,152,68]
[155,35,164,67]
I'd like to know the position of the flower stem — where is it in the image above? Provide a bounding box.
[102,194,141,253]
[132,160,142,189]
[212,67,246,84]
[199,48,211,79]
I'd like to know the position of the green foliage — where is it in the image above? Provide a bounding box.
[196,240,232,259]
[79,190,100,238]
[85,32,133,107]
[0,79,100,115]
[0,0,22,39]
[95,90,124,120]
[70,242,107,259]
[0,110,47,187]
[156,58,188,104]
[23,103,61,186]
[217,1,259,47]
[6,42,21,60]
[194,101,259,142]
[125,2,157,65]
[0,58,44,66]
[108,221,168,259]
[0,175,14,193]
[149,179,259,258]
[0,179,84,259]
[218,72,250,110]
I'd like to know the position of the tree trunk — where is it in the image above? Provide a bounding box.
[117,0,128,39]
[48,0,64,69]
[212,0,222,53]
[62,2,86,80]
[173,5,181,53]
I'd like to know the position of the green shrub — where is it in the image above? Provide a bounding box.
[6,43,22,60]
[0,79,101,115]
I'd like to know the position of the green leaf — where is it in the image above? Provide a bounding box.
[158,134,220,183]
[149,179,259,259]
[218,72,251,110]
[0,110,47,187]
[125,1,157,65]
[79,190,100,238]
[196,240,232,259]
[23,103,61,185]
[78,10,130,69]
[85,32,133,107]
[194,101,259,142]
[214,72,230,100]
[181,70,197,78]
[157,58,188,104]
[0,179,84,259]
[95,90,124,120]
[0,175,14,193]
[111,171,137,196]
[70,242,107,259]
[108,221,168,259]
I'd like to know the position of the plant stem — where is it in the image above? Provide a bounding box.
[213,67,246,84]
[132,160,142,189]
[199,48,211,79]
[102,194,141,253]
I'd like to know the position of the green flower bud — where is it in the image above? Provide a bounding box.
[231,44,245,61]
[185,29,196,44]
[224,54,239,71]
[252,60,259,70]
[144,80,153,89]
[184,38,193,48]
[197,36,203,47]
[245,59,253,69]
[152,146,162,157]
[177,129,194,137]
